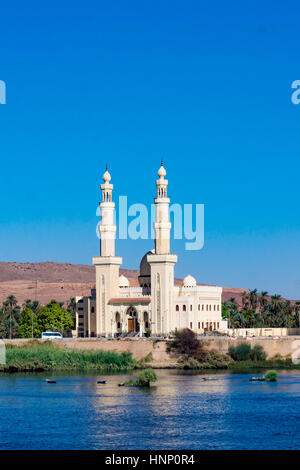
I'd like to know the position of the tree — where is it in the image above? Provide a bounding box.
[37,300,73,336]
[18,307,41,338]
[168,329,204,358]
[1,295,20,338]
[67,297,76,328]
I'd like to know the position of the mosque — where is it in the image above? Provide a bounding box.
[75,163,227,337]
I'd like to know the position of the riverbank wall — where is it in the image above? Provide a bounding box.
[4,336,300,364]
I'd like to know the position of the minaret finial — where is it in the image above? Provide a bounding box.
[106,163,108,171]
[161,160,163,166]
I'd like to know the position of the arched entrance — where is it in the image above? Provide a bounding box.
[115,312,121,333]
[143,311,150,331]
[126,307,139,333]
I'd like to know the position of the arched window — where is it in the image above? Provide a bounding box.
[198,304,200,311]
[176,305,179,311]
[206,305,208,311]
[217,305,219,311]
[183,305,186,312]
[202,305,204,311]
[190,305,193,311]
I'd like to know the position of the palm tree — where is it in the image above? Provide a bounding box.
[249,289,258,311]
[259,291,268,310]
[241,291,249,309]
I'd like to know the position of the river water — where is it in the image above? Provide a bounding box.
[0,370,299,449]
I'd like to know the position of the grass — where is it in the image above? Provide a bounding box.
[0,341,139,372]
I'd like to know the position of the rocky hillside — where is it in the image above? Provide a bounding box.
[0,261,249,305]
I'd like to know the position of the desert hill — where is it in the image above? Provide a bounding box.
[0,261,261,306]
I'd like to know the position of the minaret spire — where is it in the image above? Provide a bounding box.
[99,165,116,256]
[153,161,171,254]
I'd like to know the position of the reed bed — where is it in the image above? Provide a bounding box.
[0,341,139,372]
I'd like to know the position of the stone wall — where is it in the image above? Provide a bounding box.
[4,336,300,362]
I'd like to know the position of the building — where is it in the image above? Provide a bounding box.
[75,163,227,337]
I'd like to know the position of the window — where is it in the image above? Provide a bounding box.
[176,305,179,311]
[190,322,193,329]
[117,322,121,329]
[91,306,95,313]
[214,322,216,330]
[78,299,83,303]
[198,322,200,329]
[202,322,204,329]
[190,305,193,311]
[206,305,208,311]
[202,305,204,311]
[214,305,216,311]
[217,322,219,329]
[217,305,219,311]
[79,315,84,319]
[183,305,186,312]
[198,304,200,311]
[209,305,211,311]
[78,307,83,311]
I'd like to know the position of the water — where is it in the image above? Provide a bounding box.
[0,370,299,449]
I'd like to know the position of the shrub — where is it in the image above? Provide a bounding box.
[228,343,251,361]
[145,329,151,338]
[265,370,277,382]
[167,329,203,358]
[125,368,158,387]
[249,344,267,361]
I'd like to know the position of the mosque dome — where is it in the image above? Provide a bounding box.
[182,274,197,288]
[158,161,166,178]
[139,250,154,277]
[103,168,111,183]
[119,275,129,288]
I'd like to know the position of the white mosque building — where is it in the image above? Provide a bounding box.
[75,163,227,337]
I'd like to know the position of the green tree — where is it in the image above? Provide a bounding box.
[18,307,41,338]
[1,295,20,338]
[67,297,76,328]
[37,300,73,336]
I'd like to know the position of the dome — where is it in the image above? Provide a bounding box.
[139,250,154,277]
[182,274,197,287]
[119,275,129,288]
[158,161,166,178]
[103,168,111,183]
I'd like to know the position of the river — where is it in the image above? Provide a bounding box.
[0,370,299,449]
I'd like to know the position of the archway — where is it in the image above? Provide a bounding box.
[143,311,149,332]
[115,312,121,334]
[126,307,139,333]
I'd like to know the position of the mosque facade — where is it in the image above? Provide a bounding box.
[75,163,227,337]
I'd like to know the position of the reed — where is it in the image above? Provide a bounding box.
[0,341,138,372]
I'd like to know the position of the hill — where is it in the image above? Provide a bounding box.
[0,261,273,306]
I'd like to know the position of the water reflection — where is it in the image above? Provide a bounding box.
[0,370,300,449]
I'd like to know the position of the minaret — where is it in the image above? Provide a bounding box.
[147,162,177,335]
[154,161,171,254]
[93,167,122,336]
[99,165,116,256]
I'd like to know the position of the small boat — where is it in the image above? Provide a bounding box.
[118,383,125,387]
[249,376,264,382]
[46,379,56,384]
[97,380,106,384]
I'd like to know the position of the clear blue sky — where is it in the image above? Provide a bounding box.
[0,1,300,299]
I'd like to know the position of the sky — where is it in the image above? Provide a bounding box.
[0,0,300,299]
